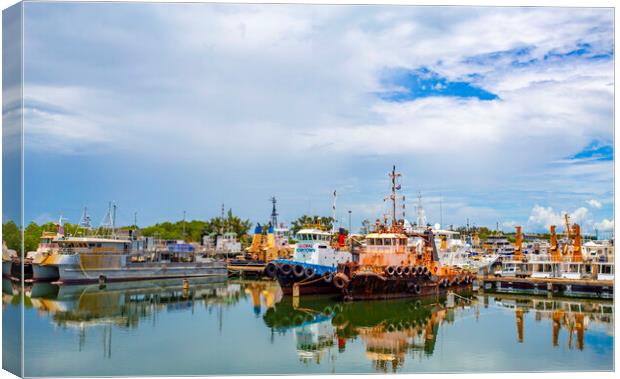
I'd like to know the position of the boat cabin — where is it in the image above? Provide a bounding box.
[594,262,614,281]
[58,237,131,254]
[293,228,333,262]
[364,233,408,254]
[560,262,585,280]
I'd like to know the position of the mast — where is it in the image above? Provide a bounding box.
[112,203,117,238]
[221,203,225,234]
[386,165,401,227]
[79,207,92,229]
[416,192,426,227]
[100,202,115,237]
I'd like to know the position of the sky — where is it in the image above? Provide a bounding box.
[7,3,614,234]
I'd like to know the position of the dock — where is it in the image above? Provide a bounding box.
[477,275,613,296]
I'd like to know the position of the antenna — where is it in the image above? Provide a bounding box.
[134,212,138,228]
[332,191,337,233]
[439,194,443,229]
[270,197,278,228]
[182,210,186,239]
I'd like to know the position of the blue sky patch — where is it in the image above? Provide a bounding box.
[379,67,499,102]
[463,46,534,66]
[570,140,613,161]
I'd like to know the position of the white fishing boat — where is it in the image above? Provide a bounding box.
[30,231,62,281]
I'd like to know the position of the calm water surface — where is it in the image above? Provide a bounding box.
[2,277,614,376]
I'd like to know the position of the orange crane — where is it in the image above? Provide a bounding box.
[552,310,563,347]
[549,225,561,262]
[516,308,524,343]
[571,224,582,262]
[514,226,523,261]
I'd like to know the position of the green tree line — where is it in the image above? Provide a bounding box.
[2,209,253,251]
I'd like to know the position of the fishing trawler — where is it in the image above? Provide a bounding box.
[44,236,226,284]
[332,166,475,301]
[40,204,226,284]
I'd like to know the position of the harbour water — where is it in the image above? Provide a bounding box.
[2,278,613,376]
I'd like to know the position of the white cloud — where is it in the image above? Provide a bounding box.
[502,220,518,229]
[594,219,613,231]
[19,4,613,226]
[527,205,590,231]
[587,199,603,209]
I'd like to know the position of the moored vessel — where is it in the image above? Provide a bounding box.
[2,241,16,278]
[265,226,352,295]
[45,236,226,284]
[333,166,475,301]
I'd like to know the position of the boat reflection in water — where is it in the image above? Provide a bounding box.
[5,279,613,374]
[19,278,282,352]
[264,291,473,372]
[263,291,613,373]
[493,294,614,351]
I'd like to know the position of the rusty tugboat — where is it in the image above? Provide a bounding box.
[332,166,475,301]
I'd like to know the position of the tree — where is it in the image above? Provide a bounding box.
[2,221,21,252]
[290,215,334,234]
[140,210,252,243]
[360,219,371,235]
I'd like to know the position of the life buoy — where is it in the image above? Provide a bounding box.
[385,266,396,276]
[403,266,411,276]
[433,266,438,273]
[264,262,278,278]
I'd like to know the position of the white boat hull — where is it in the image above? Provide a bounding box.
[2,261,12,277]
[53,254,228,284]
[33,263,59,282]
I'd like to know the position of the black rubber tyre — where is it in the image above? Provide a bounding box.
[293,264,305,278]
[264,262,278,278]
[304,267,316,278]
[280,263,293,276]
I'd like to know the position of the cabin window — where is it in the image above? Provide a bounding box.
[367,239,374,246]
[383,238,392,246]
